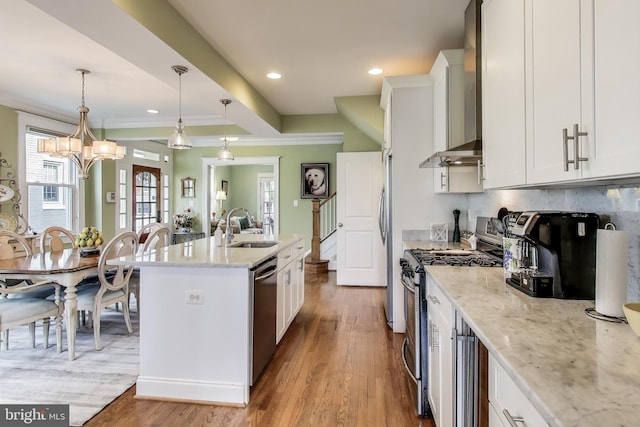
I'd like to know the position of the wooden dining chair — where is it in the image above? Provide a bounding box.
[0,230,63,351]
[39,226,77,253]
[76,231,137,350]
[129,226,170,312]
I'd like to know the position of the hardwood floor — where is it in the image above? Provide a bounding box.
[85,272,434,427]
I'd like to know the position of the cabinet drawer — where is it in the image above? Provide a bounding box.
[277,246,294,269]
[425,274,453,332]
[291,239,305,259]
[488,354,549,427]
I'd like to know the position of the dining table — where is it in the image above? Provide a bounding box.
[0,247,99,360]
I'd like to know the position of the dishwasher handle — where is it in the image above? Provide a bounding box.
[252,257,278,281]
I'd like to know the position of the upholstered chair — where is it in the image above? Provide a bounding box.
[76,231,137,350]
[0,230,63,351]
[129,226,170,312]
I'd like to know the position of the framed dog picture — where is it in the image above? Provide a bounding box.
[301,163,329,199]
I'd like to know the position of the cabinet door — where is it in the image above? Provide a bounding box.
[427,316,441,422]
[295,256,305,311]
[481,0,527,188]
[276,268,287,343]
[587,0,640,178]
[525,0,585,184]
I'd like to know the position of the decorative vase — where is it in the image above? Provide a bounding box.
[180,227,192,233]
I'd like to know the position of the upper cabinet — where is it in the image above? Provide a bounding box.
[430,50,483,193]
[481,0,526,188]
[482,0,640,188]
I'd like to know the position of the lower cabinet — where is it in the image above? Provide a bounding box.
[488,353,548,427]
[426,274,454,427]
[276,238,305,344]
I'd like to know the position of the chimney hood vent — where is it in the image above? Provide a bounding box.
[419,140,482,168]
[421,0,482,169]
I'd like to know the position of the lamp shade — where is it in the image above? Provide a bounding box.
[215,190,227,201]
[216,146,234,161]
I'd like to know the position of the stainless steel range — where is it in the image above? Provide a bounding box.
[400,217,503,420]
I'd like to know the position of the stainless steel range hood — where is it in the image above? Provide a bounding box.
[419,140,482,167]
[421,0,482,169]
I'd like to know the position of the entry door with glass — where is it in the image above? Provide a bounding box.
[133,165,161,232]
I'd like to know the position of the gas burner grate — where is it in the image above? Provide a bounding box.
[406,249,502,268]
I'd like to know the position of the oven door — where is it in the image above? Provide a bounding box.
[401,273,423,416]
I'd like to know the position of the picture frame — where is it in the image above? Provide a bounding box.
[181,177,195,198]
[300,163,329,199]
[221,180,229,196]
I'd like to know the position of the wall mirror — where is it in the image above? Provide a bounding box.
[181,177,195,198]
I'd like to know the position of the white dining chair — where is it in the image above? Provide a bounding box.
[76,231,137,350]
[39,226,77,253]
[129,226,171,312]
[0,230,63,351]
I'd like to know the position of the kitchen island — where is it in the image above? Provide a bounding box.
[426,265,640,427]
[108,234,305,406]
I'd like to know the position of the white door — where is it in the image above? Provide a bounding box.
[336,152,384,286]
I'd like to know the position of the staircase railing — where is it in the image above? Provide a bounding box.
[310,192,336,261]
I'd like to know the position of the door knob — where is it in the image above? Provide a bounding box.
[338,223,344,227]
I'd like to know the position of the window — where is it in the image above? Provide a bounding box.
[22,116,79,234]
[42,161,61,203]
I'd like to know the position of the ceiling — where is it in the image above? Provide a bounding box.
[0,0,469,145]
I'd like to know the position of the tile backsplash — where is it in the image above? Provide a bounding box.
[467,185,640,301]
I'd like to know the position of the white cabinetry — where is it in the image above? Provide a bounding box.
[481,0,526,188]
[426,273,454,427]
[276,238,305,343]
[482,0,640,187]
[488,353,548,427]
[430,49,482,193]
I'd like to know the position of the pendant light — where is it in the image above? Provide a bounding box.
[37,68,125,179]
[217,99,234,161]
[168,65,192,149]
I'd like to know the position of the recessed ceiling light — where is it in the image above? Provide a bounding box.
[147,109,159,114]
[368,67,383,76]
[267,72,282,79]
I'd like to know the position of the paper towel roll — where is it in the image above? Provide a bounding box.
[595,228,629,317]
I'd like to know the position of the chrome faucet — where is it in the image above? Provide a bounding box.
[225,207,249,246]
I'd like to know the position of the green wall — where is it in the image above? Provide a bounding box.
[0,106,18,168]
[1,102,381,249]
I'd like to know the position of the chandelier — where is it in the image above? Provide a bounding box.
[168,65,192,149]
[37,69,124,180]
[216,99,234,160]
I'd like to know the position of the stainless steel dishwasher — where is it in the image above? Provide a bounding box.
[250,256,278,385]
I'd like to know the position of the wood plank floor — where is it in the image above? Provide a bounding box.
[85,271,434,427]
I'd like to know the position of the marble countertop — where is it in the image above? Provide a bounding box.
[426,266,640,427]
[108,234,305,269]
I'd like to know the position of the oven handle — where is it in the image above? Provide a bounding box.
[401,337,418,385]
[402,276,416,294]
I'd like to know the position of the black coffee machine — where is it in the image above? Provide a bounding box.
[506,211,600,299]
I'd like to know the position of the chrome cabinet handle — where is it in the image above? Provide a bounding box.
[477,159,485,183]
[440,171,447,190]
[502,409,525,427]
[563,124,588,171]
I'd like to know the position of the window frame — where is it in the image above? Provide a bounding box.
[18,112,84,233]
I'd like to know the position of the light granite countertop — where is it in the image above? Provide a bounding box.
[426,265,640,427]
[108,234,305,269]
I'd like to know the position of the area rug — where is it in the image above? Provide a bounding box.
[0,307,139,426]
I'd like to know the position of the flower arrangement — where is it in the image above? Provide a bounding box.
[173,208,196,230]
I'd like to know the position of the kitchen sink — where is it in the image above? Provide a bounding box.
[229,241,279,248]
